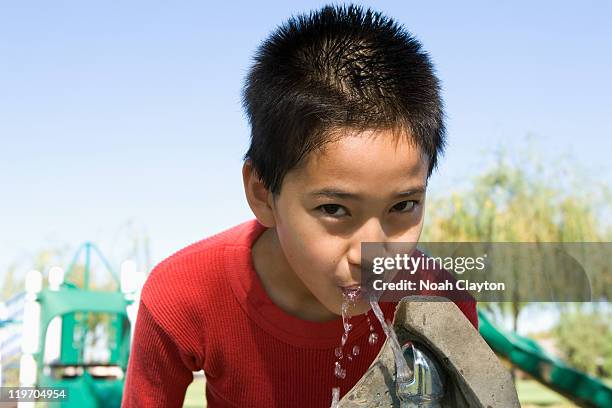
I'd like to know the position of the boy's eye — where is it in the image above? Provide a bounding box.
[319,204,349,217]
[391,200,417,213]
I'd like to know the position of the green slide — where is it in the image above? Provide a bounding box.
[478,310,612,408]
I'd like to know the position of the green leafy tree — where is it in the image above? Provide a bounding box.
[1,264,21,300]
[423,149,610,329]
[554,308,612,376]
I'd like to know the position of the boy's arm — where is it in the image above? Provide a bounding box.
[121,301,197,408]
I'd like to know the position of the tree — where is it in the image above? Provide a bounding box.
[423,149,610,329]
[1,264,21,300]
[421,147,611,378]
[554,308,612,377]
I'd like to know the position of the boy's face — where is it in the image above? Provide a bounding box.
[263,129,428,319]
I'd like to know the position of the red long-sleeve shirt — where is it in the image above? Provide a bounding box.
[121,219,477,407]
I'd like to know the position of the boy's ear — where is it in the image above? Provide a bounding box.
[242,161,276,228]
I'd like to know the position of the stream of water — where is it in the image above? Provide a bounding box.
[330,288,412,407]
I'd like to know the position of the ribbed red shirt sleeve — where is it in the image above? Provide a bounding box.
[121,301,196,408]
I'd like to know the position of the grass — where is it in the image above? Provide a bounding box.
[516,379,577,407]
[183,376,206,408]
[181,377,584,407]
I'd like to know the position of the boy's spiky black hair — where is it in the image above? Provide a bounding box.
[242,4,445,194]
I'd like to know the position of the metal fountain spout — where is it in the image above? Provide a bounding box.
[396,342,445,407]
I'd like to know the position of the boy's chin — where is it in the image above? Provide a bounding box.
[333,297,372,317]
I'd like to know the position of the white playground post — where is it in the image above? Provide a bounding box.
[121,259,146,346]
[44,267,64,365]
[18,270,42,408]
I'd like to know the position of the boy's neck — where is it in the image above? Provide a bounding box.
[252,226,338,323]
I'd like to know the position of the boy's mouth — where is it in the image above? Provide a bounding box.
[341,285,365,301]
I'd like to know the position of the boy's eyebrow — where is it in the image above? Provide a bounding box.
[308,186,426,200]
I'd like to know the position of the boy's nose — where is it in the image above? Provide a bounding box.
[346,218,388,266]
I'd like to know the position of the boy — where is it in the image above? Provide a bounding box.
[122,4,477,407]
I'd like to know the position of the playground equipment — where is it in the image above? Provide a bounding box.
[479,310,612,408]
[0,242,144,407]
[0,292,26,383]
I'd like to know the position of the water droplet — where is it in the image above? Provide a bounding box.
[352,345,360,356]
[334,361,346,379]
[333,288,362,383]
[368,332,379,345]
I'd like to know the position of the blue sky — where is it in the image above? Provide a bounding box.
[1,1,611,302]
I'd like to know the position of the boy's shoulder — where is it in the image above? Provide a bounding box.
[158,218,260,265]
[138,219,264,333]
[142,219,262,300]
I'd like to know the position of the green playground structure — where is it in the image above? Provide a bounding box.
[478,310,612,408]
[9,242,141,407]
[34,287,130,407]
